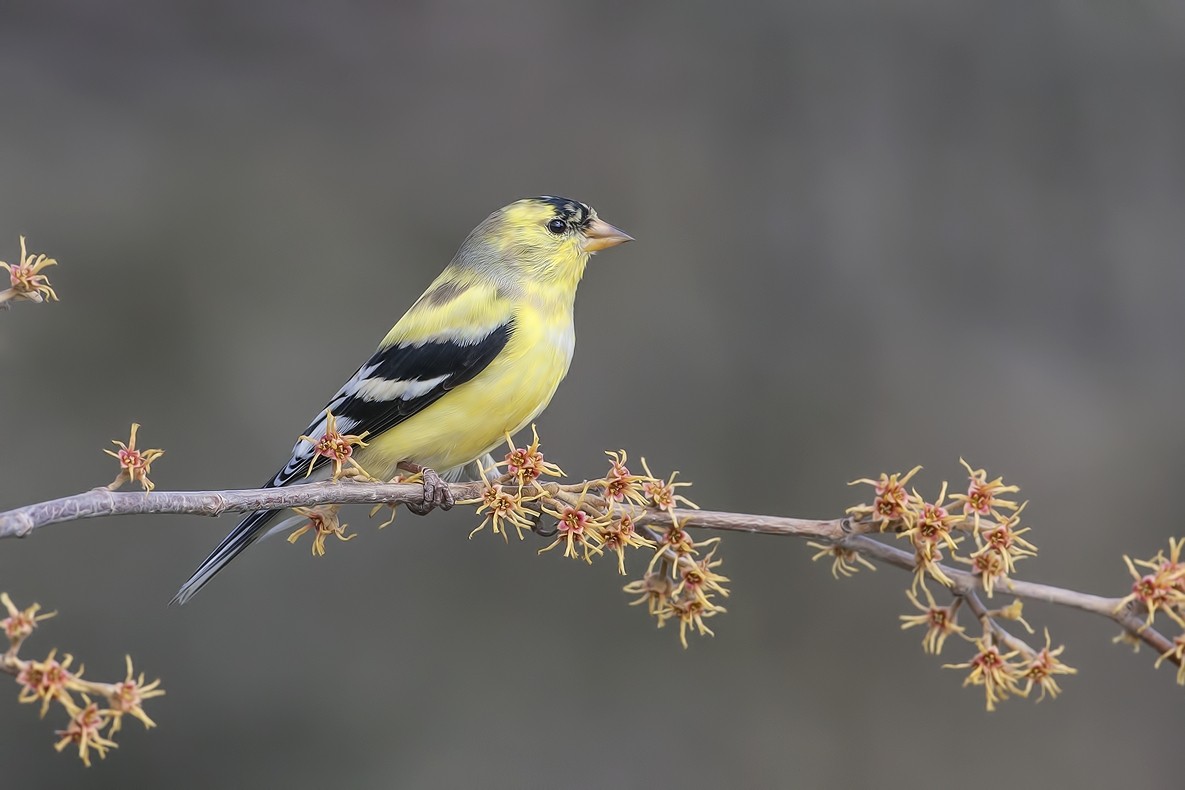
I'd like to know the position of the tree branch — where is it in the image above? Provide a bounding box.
[0,481,484,538]
[2,480,1174,666]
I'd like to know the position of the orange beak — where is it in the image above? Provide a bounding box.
[581,217,634,252]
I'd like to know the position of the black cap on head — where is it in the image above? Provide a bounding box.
[537,196,592,228]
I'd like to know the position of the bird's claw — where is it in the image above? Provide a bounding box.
[403,465,454,516]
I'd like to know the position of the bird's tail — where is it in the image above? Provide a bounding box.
[170,508,280,606]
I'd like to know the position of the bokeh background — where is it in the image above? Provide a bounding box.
[2,2,1184,787]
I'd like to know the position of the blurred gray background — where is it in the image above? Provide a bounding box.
[2,1,1183,787]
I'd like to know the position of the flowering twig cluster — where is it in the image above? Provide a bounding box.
[0,236,58,307]
[3,425,1185,717]
[840,462,1073,710]
[278,427,731,647]
[461,434,730,649]
[833,460,1184,708]
[1,593,163,766]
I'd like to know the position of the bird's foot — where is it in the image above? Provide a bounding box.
[398,462,454,515]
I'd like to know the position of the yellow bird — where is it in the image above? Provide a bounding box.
[173,196,631,604]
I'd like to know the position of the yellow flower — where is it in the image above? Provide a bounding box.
[672,545,730,606]
[956,545,1007,597]
[0,235,58,305]
[807,541,877,579]
[912,539,957,592]
[898,483,963,566]
[846,466,922,531]
[16,648,81,718]
[1115,553,1185,629]
[299,409,370,481]
[497,424,563,485]
[104,655,165,734]
[1,592,56,649]
[645,513,716,576]
[464,464,539,541]
[54,696,117,767]
[623,570,675,621]
[900,585,967,655]
[970,506,1036,575]
[944,640,1026,711]
[949,459,1019,529]
[539,487,607,563]
[639,458,698,513]
[287,504,355,557]
[105,423,165,492]
[599,514,655,575]
[668,594,722,649]
[993,599,1035,634]
[601,450,650,507]
[1022,629,1076,701]
[1111,629,1142,653]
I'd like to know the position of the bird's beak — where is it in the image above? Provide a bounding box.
[581,217,634,252]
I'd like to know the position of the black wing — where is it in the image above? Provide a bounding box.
[271,321,515,487]
[171,321,513,605]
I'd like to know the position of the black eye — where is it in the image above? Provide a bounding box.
[546,218,567,235]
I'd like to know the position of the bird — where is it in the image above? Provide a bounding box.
[172,196,632,605]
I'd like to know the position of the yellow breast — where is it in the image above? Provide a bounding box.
[356,300,574,478]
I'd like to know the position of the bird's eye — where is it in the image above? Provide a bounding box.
[546,218,567,235]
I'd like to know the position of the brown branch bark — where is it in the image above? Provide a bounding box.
[0,481,1176,665]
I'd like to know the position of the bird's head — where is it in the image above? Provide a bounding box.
[456,196,632,291]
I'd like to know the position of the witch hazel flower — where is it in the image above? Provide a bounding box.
[638,457,698,514]
[466,463,540,542]
[1021,629,1076,701]
[2,593,56,650]
[900,585,967,655]
[973,506,1037,575]
[944,639,1027,711]
[646,513,715,577]
[287,504,355,557]
[807,541,877,579]
[539,486,607,563]
[1115,552,1185,629]
[16,649,82,718]
[949,459,1020,529]
[105,423,165,492]
[499,424,563,485]
[104,655,166,735]
[958,545,1008,597]
[671,544,730,607]
[602,450,649,507]
[54,696,117,767]
[0,236,58,306]
[299,409,371,481]
[847,466,922,531]
[667,594,722,649]
[623,570,675,621]
[599,513,655,575]
[898,483,963,574]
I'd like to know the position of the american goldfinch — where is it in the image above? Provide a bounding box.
[172,196,631,604]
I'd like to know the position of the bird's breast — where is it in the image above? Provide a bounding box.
[358,306,575,476]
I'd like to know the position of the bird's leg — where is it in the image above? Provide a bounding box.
[398,461,454,515]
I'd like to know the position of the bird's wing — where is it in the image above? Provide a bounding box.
[271,279,515,486]
[171,281,514,605]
